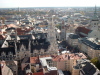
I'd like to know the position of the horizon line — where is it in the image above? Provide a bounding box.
[0,6,100,8]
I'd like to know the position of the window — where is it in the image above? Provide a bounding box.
[35,53,37,56]
[46,59,53,67]
[31,54,33,56]
[98,26,100,29]
[99,54,100,57]
[94,23,96,25]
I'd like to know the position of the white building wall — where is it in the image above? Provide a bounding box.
[89,21,99,30]
[88,30,100,40]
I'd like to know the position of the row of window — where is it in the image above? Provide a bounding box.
[93,23,98,25]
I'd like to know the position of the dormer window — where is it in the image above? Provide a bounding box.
[20,44,26,51]
[9,52,13,56]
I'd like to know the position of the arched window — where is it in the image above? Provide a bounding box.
[34,53,37,56]
[9,52,13,60]
[20,44,26,51]
[9,52,13,56]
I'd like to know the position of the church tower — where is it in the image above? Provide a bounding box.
[88,6,100,39]
[47,15,58,54]
[90,6,99,30]
[14,28,18,59]
[61,20,66,40]
[18,7,21,24]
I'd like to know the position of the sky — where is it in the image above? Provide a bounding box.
[0,0,100,8]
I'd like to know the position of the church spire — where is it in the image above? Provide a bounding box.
[94,5,97,15]
[92,5,98,21]
[18,7,20,24]
[14,28,18,54]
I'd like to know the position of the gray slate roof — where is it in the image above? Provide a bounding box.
[80,38,100,50]
[81,62,96,75]
[69,34,79,39]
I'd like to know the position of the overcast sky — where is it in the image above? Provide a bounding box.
[0,0,100,8]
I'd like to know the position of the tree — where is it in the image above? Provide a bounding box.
[80,11,85,15]
[56,24,61,29]
[0,17,5,24]
[31,66,36,73]
[91,57,100,70]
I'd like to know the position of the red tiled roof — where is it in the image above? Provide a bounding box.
[52,53,87,62]
[3,32,7,35]
[75,27,91,34]
[17,28,26,32]
[17,32,25,35]
[16,28,32,33]
[7,24,17,28]
[45,70,58,75]
[39,55,51,58]
[30,57,39,64]
[0,25,7,29]
[26,73,32,75]
[52,55,64,62]
[30,27,34,30]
